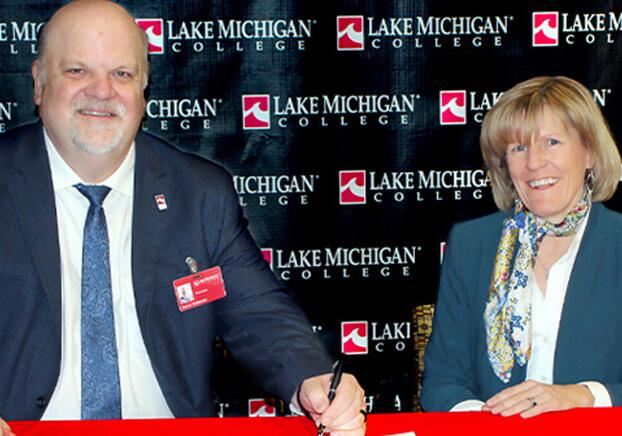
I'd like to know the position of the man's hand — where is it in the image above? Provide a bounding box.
[483,380,594,418]
[298,373,366,435]
[0,418,14,436]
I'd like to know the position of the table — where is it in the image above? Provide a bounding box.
[8,407,622,435]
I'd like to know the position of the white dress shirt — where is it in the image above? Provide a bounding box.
[451,212,612,411]
[41,131,174,419]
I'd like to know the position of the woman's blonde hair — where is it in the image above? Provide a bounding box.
[480,76,621,211]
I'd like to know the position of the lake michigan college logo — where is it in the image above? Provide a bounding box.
[135,18,165,54]
[261,248,274,269]
[248,399,276,417]
[532,12,559,46]
[439,90,466,125]
[337,15,364,50]
[341,321,369,355]
[339,170,366,205]
[242,95,271,130]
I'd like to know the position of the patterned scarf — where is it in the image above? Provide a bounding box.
[484,189,590,383]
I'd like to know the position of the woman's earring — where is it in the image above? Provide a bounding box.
[585,168,595,195]
[513,195,523,212]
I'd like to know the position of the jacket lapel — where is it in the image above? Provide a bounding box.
[7,123,62,331]
[553,203,603,380]
[131,132,173,325]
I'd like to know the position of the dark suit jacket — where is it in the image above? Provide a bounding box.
[421,203,622,411]
[0,122,332,420]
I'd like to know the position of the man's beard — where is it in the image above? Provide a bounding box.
[70,98,128,156]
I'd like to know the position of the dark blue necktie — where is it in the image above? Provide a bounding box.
[75,183,122,420]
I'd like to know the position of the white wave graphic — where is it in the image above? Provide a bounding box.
[249,404,275,417]
[243,102,270,124]
[343,327,367,349]
[340,177,365,198]
[441,97,466,119]
[144,25,162,45]
[338,23,364,45]
[535,18,557,40]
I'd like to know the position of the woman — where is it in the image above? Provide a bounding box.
[421,76,622,418]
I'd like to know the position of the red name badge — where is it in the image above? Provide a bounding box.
[173,266,227,312]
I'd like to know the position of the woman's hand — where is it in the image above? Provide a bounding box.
[482,380,594,418]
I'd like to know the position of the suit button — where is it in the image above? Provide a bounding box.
[35,396,47,408]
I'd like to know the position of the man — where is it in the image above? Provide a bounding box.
[0,1,365,434]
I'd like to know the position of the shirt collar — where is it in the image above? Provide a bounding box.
[44,128,135,197]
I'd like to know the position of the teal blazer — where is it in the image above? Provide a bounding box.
[421,203,622,411]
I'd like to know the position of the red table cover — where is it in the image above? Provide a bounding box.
[8,408,621,436]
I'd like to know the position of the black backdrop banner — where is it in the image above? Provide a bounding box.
[2,0,622,417]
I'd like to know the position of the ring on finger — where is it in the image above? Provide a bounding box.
[527,397,537,408]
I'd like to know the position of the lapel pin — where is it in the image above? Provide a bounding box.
[155,194,168,211]
[185,256,199,274]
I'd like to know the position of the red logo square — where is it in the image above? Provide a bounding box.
[248,399,276,417]
[533,12,559,47]
[136,18,164,54]
[337,16,364,51]
[440,90,466,125]
[339,170,366,205]
[341,321,368,355]
[242,95,271,130]
[261,248,273,269]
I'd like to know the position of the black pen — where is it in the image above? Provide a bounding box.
[318,360,343,436]
[327,359,343,402]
